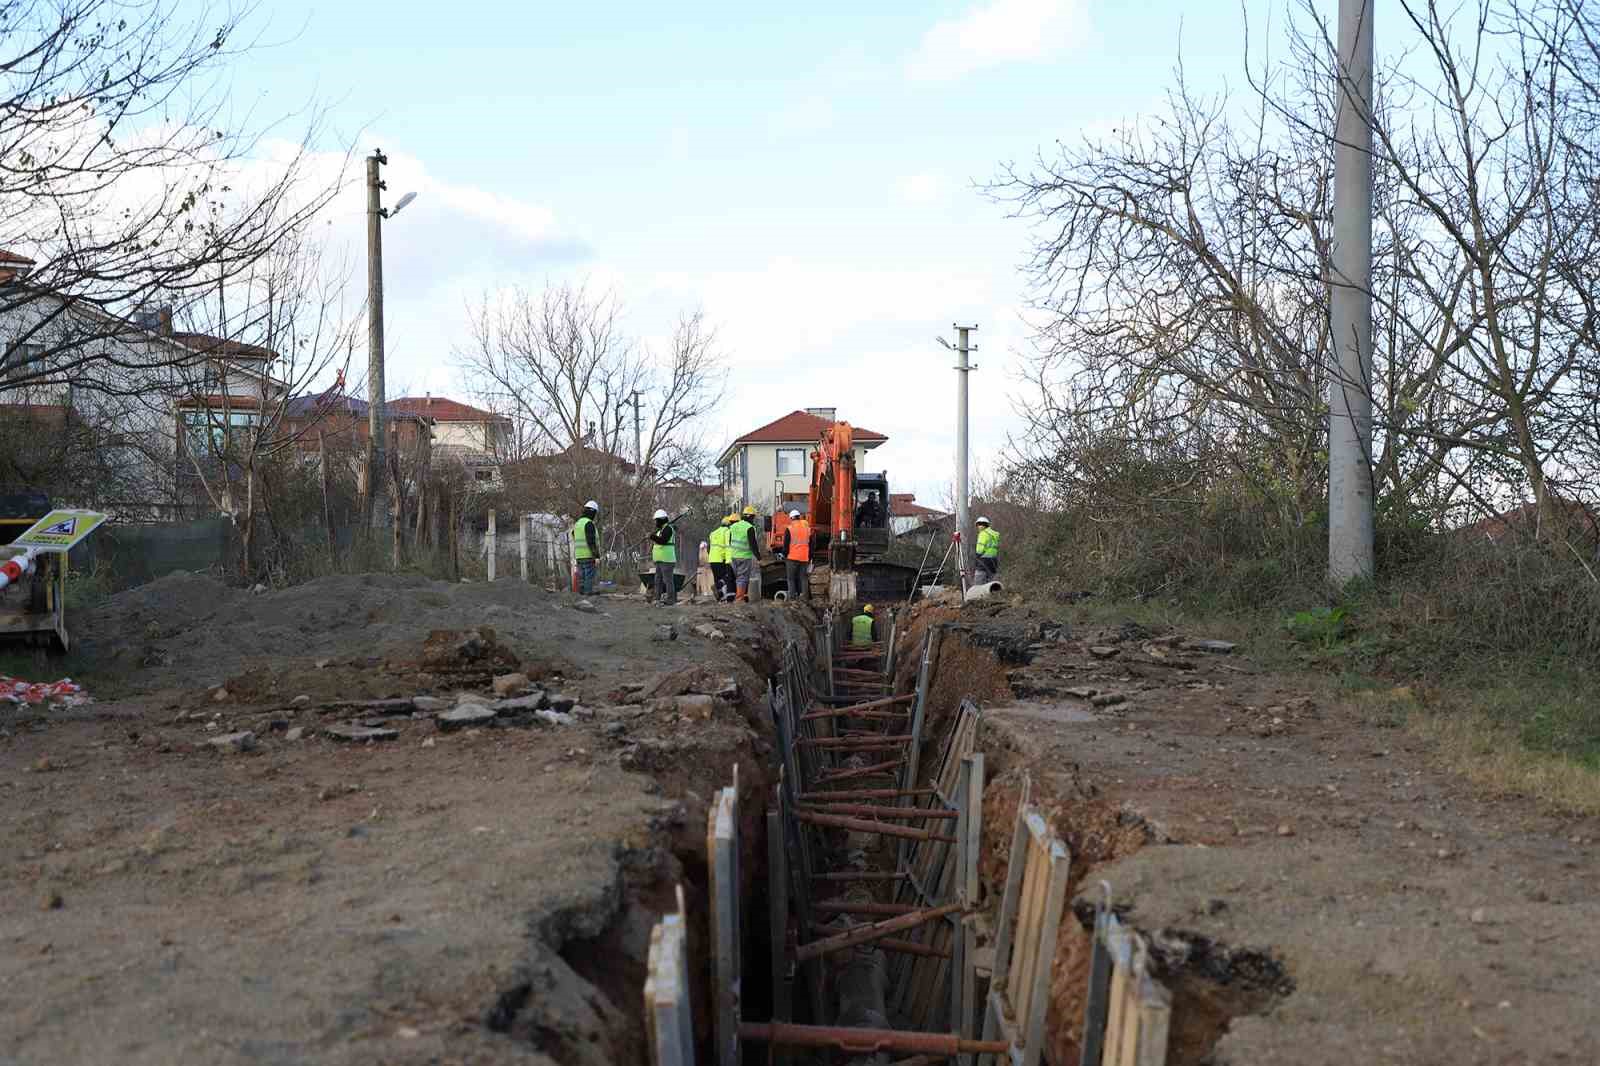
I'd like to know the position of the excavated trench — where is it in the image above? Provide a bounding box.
[483,600,1293,1065]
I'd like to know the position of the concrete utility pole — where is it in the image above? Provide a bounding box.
[943,325,978,584]
[365,149,388,531]
[625,388,643,479]
[1328,0,1375,583]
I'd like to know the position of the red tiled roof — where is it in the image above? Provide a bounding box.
[732,410,888,446]
[0,249,36,266]
[171,332,277,361]
[890,492,946,519]
[389,396,511,423]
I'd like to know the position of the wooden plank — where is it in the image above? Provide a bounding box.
[978,776,1032,1057]
[767,806,792,1063]
[1133,965,1173,1066]
[1021,837,1070,1066]
[959,753,985,1064]
[708,786,740,1066]
[1101,925,1135,1066]
[644,912,695,1066]
[1077,894,1114,1066]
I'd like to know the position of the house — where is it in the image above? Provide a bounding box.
[889,492,950,535]
[282,392,434,460]
[717,408,888,513]
[388,396,512,458]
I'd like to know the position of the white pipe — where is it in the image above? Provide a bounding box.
[0,547,39,591]
[963,580,1002,602]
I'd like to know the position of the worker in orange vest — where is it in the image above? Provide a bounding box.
[781,508,812,602]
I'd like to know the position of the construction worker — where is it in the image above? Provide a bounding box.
[650,508,677,606]
[708,514,735,602]
[781,508,811,602]
[851,603,876,646]
[727,505,763,602]
[974,516,1000,582]
[572,500,600,595]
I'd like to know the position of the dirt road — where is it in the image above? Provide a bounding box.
[1,574,800,1066]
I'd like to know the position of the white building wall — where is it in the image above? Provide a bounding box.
[724,442,880,513]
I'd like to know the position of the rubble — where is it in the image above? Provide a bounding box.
[438,706,497,731]
[207,730,256,753]
[492,672,531,697]
[324,723,399,742]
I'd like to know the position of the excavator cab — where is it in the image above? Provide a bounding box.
[851,473,892,557]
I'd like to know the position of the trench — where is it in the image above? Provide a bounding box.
[488,600,1295,1065]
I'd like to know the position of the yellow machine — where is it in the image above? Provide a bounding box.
[0,492,72,651]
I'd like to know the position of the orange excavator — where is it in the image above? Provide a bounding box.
[766,421,915,602]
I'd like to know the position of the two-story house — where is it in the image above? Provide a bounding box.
[717,408,888,513]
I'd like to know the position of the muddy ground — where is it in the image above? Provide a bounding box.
[942,604,1600,1066]
[1,573,804,1066]
[4,575,1598,1065]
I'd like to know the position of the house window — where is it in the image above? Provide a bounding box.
[776,448,805,476]
[181,409,259,459]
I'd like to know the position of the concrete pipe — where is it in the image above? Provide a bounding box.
[963,580,1003,602]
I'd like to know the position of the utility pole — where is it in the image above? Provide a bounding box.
[622,388,643,479]
[365,149,389,533]
[942,324,977,586]
[1328,0,1375,584]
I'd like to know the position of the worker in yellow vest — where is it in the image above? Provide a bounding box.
[727,505,763,602]
[707,514,735,602]
[572,500,600,595]
[781,508,811,602]
[649,508,677,605]
[850,603,876,646]
[974,516,1000,583]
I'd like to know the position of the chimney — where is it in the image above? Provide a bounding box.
[805,407,837,421]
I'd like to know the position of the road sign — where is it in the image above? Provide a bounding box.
[11,509,107,552]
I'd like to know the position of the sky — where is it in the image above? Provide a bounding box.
[188,0,1312,504]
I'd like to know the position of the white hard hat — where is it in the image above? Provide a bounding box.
[584,499,600,511]
[654,508,669,520]
[789,509,800,518]
[976,515,991,525]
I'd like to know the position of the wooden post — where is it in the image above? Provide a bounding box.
[487,509,497,581]
[519,513,529,582]
[645,906,695,1066]
[708,784,741,1066]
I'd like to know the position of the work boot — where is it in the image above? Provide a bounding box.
[736,589,748,603]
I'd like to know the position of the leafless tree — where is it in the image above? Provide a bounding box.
[0,0,348,397]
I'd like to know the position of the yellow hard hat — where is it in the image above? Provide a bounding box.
[863,603,875,614]
[742,505,758,516]
[723,514,736,524]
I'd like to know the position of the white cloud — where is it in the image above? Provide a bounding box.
[905,0,1090,82]
[896,173,945,205]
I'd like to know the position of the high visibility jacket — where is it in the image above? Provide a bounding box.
[851,614,875,645]
[786,519,811,562]
[976,526,1000,558]
[728,520,756,559]
[651,523,676,564]
[707,525,730,564]
[573,515,597,560]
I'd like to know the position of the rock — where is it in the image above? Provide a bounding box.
[536,709,575,727]
[41,890,62,911]
[676,694,716,720]
[208,730,256,753]
[324,723,399,742]
[284,726,306,742]
[411,696,449,713]
[492,673,531,697]
[1088,645,1120,659]
[251,583,268,595]
[1470,907,1489,925]
[651,624,677,642]
[315,658,332,669]
[573,599,599,614]
[438,705,497,731]
[211,687,231,703]
[1276,823,1295,837]
[1090,692,1128,708]
[1065,687,1098,699]
[493,691,550,714]
[601,721,626,738]
[455,691,492,707]
[619,682,646,693]
[691,623,726,640]
[714,677,739,700]
[1184,639,1237,654]
[290,694,312,707]
[421,737,436,748]
[547,693,577,713]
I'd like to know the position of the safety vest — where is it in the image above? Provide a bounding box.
[728,520,755,559]
[851,614,875,645]
[573,515,597,560]
[708,525,730,564]
[652,523,676,564]
[786,519,811,562]
[976,526,1000,558]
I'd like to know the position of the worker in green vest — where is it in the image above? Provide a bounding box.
[974,516,1000,583]
[649,508,677,605]
[707,514,735,602]
[851,603,876,646]
[727,505,763,602]
[572,500,600,595]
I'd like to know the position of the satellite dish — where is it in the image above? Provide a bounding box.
[391,191,418,216]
